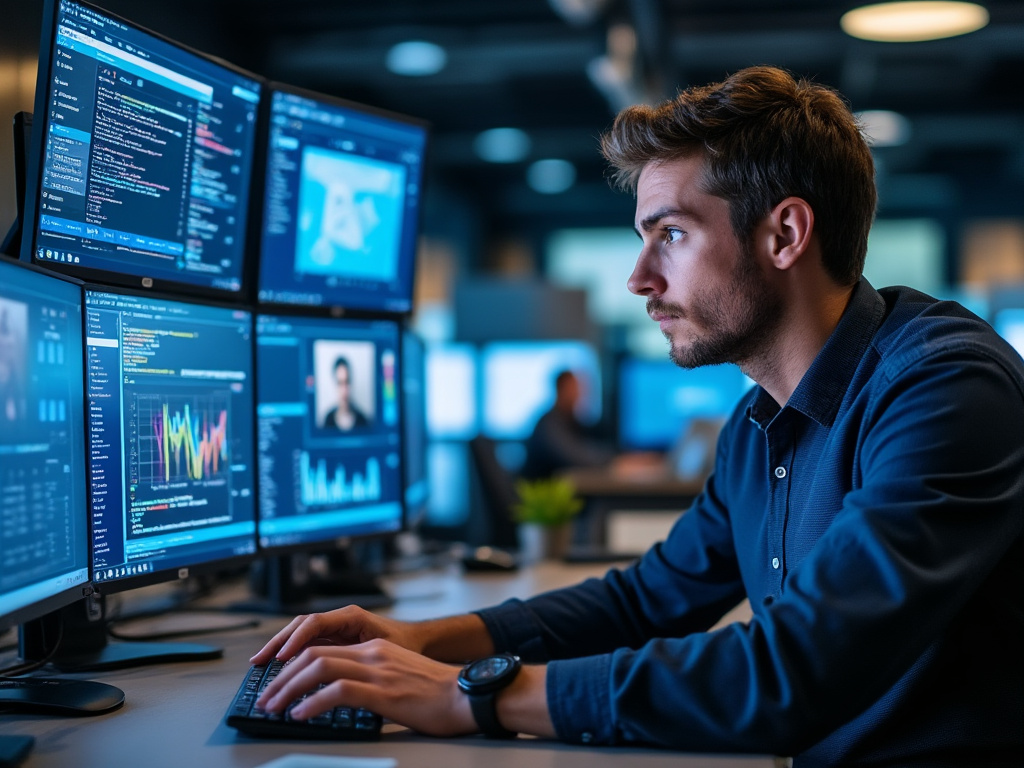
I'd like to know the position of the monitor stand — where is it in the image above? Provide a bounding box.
[0,677,124,716]
[237,551,394,616]
[18,594,222,673]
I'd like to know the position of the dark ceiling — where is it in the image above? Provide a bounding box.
[10,0,1024,263]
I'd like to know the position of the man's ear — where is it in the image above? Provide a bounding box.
[762,196,814,271]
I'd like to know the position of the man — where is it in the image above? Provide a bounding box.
[520,369,614,480]
[322,356,369,431]
[253,66,1023,765]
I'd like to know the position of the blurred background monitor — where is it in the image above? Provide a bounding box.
[425,342,477,441]
[480,340,600,441]
[21,0,262,298]
[993,307,1024,360]
[617,359,753,452]
[0,258,124,714]
[255,84,427,315]
[401,329,429,528]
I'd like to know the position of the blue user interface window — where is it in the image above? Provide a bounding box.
[256,88,427,314]
[85,290,257,586]
[256,314,403,550]
[0,261,89,625]
[31,0,261,293]
[618,359,753,451]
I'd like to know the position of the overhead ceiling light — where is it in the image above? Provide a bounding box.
[474,128,532,164]
[385,41,447,76]
[841,1,989,42]
[527,159,576,194]
[856,110,912,146]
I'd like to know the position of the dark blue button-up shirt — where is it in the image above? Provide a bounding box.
[477,281,1024,766]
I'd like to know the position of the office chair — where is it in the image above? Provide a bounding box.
[467,435,521,552]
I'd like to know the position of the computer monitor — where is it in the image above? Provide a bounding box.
[426,342,478,441]
[21,0,262,297]
[35,287,258,670]
[993,308,1024,360]
[402,329,429,527]
[255,83,428,314]
[480,340,601,441]
[0,258,124,715]
[617,358,753,451]
[254,313,404,610]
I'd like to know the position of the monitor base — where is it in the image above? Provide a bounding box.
[0,677,124,716]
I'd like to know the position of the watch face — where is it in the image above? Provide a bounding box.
[468,655,513,683]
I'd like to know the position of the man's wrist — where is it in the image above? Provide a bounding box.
[494,664,556,739]
[418,613,494,662]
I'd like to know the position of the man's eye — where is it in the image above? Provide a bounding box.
[666,228,684,243]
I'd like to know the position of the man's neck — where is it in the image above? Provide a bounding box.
[742,281,856,407]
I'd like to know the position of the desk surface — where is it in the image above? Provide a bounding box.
[3,562,772,768]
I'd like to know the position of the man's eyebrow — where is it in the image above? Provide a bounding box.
[635,207,688,235]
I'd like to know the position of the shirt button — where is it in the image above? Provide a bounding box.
[774,466,787,479]
[772,557,780,569]
[581,732,594,744]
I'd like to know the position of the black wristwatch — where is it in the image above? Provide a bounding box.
[457,653,522,739]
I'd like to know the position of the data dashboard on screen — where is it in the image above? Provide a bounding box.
[23,0,262,296]
[256,86,427,314]
[84,289,256,590]
[0,260,89,628]
[256,314,403,550]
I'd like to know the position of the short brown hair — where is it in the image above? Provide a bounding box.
[601,66,876,286]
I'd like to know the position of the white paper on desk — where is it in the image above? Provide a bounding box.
[254,755,397,768]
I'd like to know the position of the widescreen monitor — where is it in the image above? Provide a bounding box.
[0,259,123,714]
[0,260,89,632]
[21,0,262,297]
[618,358,753,451]
[255,84,427,314]
[255,314,404,552]
[480,340,601,441]
[84,288,257,593]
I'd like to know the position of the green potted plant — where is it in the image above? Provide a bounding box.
[512,477,583,561]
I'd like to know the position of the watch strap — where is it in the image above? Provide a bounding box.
[468,691,517,739]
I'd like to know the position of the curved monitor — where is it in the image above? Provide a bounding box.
[21,0,262,298]
[84,288,257,593]
[256,314,404,553]
[0,259,89,632]
[255,84,428,314]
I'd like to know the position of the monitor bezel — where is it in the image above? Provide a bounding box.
[252,307,407,559]
[0,259,92,634]
[20,0,265,303]
[81,282,259,596]
[249,80,430,318]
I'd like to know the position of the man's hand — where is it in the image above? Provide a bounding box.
[250,607,494,666]
[250,606,426,666]
[256,639,476,737]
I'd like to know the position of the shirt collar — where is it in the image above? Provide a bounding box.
[748,278,887,429]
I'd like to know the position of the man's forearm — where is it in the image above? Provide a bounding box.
[415,612,495,662]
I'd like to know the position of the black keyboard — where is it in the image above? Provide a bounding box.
[224,661,383,740]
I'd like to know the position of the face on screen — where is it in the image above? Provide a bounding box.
[256,315,403,550]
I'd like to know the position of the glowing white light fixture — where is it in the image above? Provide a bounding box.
[386,41,447,76]
[474,128,532,164]
[841,1,989,42]
[527,159,576,194]
[856,110,912,146]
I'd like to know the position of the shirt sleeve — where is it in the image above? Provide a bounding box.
[484,345,1024,755]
